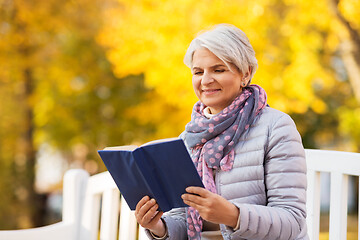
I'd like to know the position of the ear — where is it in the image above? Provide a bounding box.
[241,67,252,86]
[242,73,250,85]
[245,67,252,78]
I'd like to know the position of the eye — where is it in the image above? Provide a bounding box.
[215,69,225,73]
[194,71,203,75]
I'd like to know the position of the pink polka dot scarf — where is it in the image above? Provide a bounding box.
[184,84,267,239]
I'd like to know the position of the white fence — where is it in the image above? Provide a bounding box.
[0,149,359,240]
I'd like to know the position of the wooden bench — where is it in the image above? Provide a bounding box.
[0,149,359,240]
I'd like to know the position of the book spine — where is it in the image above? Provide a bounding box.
[133,148,170,212]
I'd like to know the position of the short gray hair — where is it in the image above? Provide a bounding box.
[184,24,258,82]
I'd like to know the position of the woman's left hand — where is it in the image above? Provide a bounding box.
[181,187,239,228]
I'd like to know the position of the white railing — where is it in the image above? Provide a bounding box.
[0,169,88,240]
[78,171,147,240]
[0,149,359,240]
[305,149,360,240]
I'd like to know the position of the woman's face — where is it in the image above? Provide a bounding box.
[192,48,243,115]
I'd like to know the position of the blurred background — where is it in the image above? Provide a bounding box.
[0,0,359,237]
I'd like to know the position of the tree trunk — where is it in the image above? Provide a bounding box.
[328,0,360,103]
[7,1,45,227]
[21,67,44,227]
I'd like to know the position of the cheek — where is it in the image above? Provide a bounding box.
[192,78,202,100]
[192,77,200,91]
[228,76,242,92]
[236,82,242,92]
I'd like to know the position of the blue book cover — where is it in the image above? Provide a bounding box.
[98,138,204,212]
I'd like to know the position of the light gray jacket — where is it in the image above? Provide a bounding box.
[147,107,308,240]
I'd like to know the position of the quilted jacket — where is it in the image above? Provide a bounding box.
[147,107,308,240]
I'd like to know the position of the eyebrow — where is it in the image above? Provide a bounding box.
[192,64,227,70]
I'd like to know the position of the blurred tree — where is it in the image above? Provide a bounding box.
[0,0,150,229]
[328,0,360,151]
[328,0,360,102]
[0,0,46,228]
[98,0,360,150]
[1,0,359,230]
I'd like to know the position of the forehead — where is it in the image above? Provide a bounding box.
[192,48,240,73]
[192,48,223,67]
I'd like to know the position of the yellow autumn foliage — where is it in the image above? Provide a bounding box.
[0,0,359,230]
[97,0,358,138]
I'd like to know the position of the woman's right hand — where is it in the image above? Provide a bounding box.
[135,196,166,237]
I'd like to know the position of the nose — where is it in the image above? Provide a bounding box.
[202,71,214,85]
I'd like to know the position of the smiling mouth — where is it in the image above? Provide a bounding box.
[202,89,221,94]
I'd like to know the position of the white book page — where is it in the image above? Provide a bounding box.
[140,137,179,147]
[103,145,138,151]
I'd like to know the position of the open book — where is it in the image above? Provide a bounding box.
[98,138,204,212]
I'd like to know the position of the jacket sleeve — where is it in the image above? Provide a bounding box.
[145,207,188,240]
[228,114,308,240]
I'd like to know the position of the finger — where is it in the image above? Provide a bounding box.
[137,198,157,221]
[182,193,206,208]
[141,203,160,224]
[181,193,202,203]
[182,198,204,212]
[185,186,210,197]
[150,210,164,225]
[135,196,150,213]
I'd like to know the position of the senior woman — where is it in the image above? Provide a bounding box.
[135,24,308,240]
